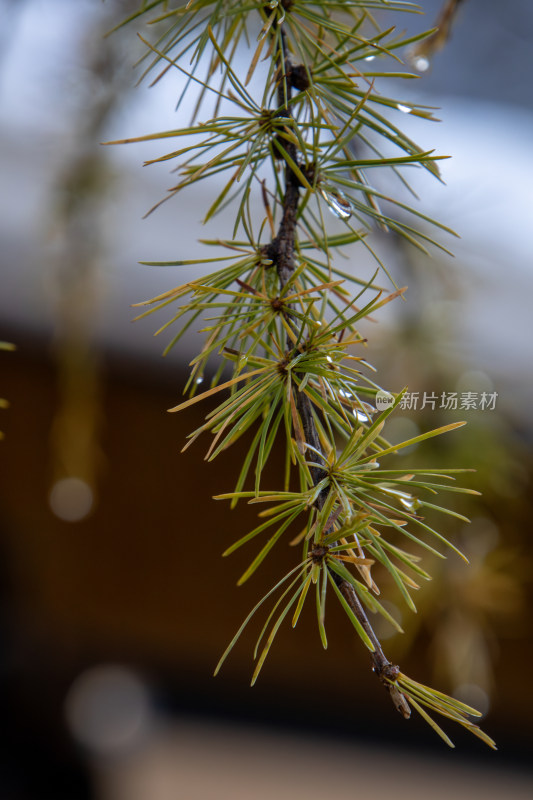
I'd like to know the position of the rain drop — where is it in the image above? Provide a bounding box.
[413,55,430,72]
[319,187,353,220]
[364,55,375,62]
[399,495,420,512]
[196,377,204,384]
[396,103,412,114]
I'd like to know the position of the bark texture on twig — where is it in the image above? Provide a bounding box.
[264,16,410,718]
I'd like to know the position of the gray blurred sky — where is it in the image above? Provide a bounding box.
[0,0,532,400]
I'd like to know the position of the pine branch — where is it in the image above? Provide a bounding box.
[265,13,411,718]
[112,0,496,750]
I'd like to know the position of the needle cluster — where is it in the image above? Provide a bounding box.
[111,0,495,749]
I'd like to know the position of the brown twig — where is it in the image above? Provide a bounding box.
[265,13,410,718]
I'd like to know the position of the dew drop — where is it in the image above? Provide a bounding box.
[319,187,353,221]
[382,487,416,507]
[396,103,412,114]
[399,495,420,512]
[353,410,370,423]
[196,377,204,384]
[413,55,430,72]
[364,55,375,62]
[326,355,333,363]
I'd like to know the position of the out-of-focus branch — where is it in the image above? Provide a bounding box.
[409,0,467,72]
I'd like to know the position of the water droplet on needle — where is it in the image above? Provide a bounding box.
[399,495,420,511]
[413,55,430,72]
[319,187,353,220]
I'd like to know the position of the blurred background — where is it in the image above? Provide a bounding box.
[0,0,532,797]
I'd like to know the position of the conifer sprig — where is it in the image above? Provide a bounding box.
[114,0,495,749]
